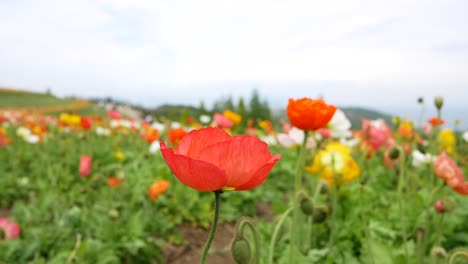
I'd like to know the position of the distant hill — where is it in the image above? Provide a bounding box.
[0,87,97,115]
[341,107,393,129]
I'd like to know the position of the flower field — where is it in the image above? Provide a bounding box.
[1,97,467,264]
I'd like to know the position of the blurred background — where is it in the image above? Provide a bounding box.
[1,0,467,128]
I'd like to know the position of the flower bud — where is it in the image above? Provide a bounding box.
[300,196,315,216]
[434,96,444,110]
[434,200,445,213]
[312,206,329,224]
[431,246,447,259]
[417,97,424,104]
[389,147,400,160]
[108,209,119,219]
[231,238,251,264]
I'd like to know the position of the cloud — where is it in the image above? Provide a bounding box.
[0,0,467,107]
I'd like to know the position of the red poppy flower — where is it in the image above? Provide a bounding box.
[80,117,92,130]
[428,117,444,127]
[287,98,336,131]
[79,155,92,178]
[160,127,281,191]
[107,177,122,187]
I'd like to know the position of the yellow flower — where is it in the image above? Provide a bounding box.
[306,142,360,186]
[437,129,456,153]
[113,150,126,161]
[59,113,81,126]
[223,110,242,125]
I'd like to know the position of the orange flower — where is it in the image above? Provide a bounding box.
[428,117,444,127]
[287,98,336,131]
[107,177,122,187]
[168,128,187,146]
[143,129,160,144]
[148,179,170,201]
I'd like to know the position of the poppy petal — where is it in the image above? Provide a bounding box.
[235,155,281,191]
[177,127,232,158]
[199,136,274,188]
[160,142,227,191]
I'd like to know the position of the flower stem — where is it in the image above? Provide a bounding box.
[269,207,294,264]
[289,131,309,262]
[200,190,222,264]
[397,151,409,263]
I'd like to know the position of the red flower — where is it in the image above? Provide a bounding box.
[168,128,187,146]
[0,217,20,240]
[428,117,444,127]
[160,127,281,191]
[107,177,122,187]
[79,155,92,177]
[287,98,336,131]
[434,152,467,195]
[80,117,92,130]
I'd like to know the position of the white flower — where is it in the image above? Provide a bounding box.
[151,122,165,132]
[200,115,211,124]
[170,122,181,129]
[110,120,120,128]
[340,137,360,148]
[328,109,352,139]
[260,135,277,145]
[96,127,111,136]
[149,140,160,154]
[16,126,31,138]
[411,150,434,167]
[277,127,316,148]
[25,134,40,144]
[463,131,468,143]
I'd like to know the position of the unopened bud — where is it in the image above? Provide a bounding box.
[231,239,251,264]
[389,148,400,160]
[434,96,444,110]
[312,206,329,224]
[300,196,315,216]
[434,200,445,213]
[108,209,119,219]
[431,246,447,259]
[417,97,424,104]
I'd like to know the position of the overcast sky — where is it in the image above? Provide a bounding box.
[1,0,467,115]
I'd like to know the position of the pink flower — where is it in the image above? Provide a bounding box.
[360,119,393,151]
[0,217,21,239]
[213,113,233,129]
[434,152,467,195]
[79,155,92,177]
[107,110,122,120]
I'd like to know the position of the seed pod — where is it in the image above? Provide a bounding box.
[231,239,251,264]
[312,206,329,224]
[300,196,315,216]
[389,147,400,160]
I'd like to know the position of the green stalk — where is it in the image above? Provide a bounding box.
[397,151,409,263]
[200,190,223,264]
[269,207,294,264]
[289,131,309,262]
